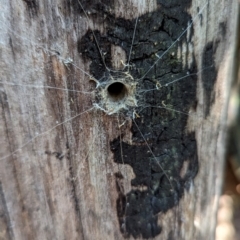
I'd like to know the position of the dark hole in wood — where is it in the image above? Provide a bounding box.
[107,82,127,101]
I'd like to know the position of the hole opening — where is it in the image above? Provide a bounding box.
[107,82,128,101]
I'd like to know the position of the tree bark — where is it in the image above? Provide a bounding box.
[0,0,238,239]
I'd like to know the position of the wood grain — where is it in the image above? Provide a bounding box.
[0,0,238,239]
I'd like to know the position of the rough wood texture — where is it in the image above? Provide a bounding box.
[0,0,238,239]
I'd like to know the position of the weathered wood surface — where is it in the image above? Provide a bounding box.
[0,0,238,239]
